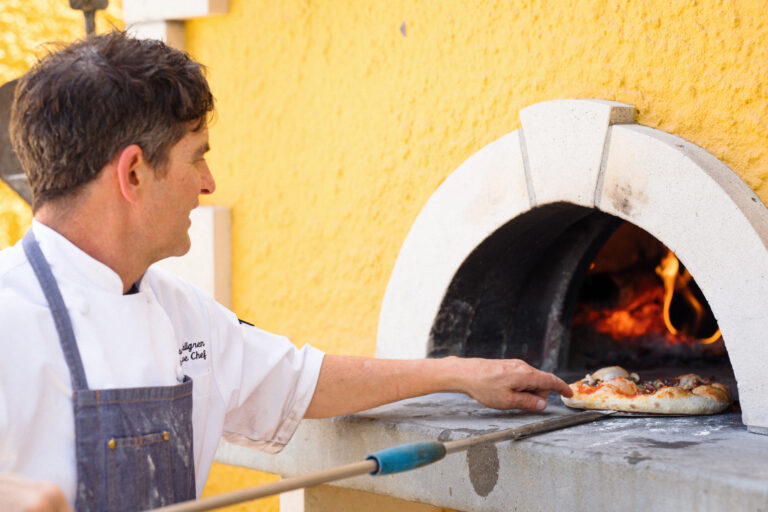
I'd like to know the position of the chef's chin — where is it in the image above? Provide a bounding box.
[177,234,193,256]
[163,233,192,260]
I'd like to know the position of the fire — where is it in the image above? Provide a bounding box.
[573,250,721,346]
[575,281,676,342]
[656,251,721,345]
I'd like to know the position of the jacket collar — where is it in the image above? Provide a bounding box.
[31,220,142,295]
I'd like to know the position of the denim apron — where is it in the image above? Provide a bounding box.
[22,231,196,511]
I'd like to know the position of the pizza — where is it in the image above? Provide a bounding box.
[561,366,732,415]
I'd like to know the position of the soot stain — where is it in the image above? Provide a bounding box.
[627,437,701,449]
[466,443,499,497]
[609,183,646,215]
[625,451,651,465]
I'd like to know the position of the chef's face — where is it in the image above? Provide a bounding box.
[144,125,215,260]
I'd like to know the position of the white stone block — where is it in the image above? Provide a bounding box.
[377,132,529,359]
[126,20,185,49]
[123,0,228,23]
[599,123,768,429]
[520,99,635,207]
[154,205,231,308]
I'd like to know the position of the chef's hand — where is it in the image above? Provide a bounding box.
[456,357,573,411]
[0,474,72,512]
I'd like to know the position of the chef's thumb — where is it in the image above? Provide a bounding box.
[512,391,548,412]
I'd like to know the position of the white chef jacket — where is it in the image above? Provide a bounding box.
[0,220,325,503]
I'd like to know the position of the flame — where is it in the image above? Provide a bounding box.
[656,251,681,336]
[655,251,721,344]
[573,249,721,347]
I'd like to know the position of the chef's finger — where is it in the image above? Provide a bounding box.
[524,369,573,397]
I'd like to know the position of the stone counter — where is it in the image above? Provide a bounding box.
[215,393,768,512]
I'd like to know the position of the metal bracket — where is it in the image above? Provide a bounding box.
[69,0,109,35]
[0,79,32,205]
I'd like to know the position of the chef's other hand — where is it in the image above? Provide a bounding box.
[456,357,573,412]
[0,474,72,512]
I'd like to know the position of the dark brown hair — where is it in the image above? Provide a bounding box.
[10,31,214,210]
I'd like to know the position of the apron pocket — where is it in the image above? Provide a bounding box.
[106,431,174,511]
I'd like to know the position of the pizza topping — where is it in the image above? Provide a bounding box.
[575,382,599,394]
[583,373,599,386]
[677,374,710,390]
[590,366,630,382]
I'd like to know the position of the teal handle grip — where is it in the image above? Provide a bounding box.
[366,441,446,475]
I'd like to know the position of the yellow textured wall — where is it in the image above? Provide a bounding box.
[185,0,768,359]
[0,0,123,249]
[202,462,280,511]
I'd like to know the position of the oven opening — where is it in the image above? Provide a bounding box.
[427,201,734,383]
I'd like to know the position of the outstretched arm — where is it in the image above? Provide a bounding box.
[304,355,573,419]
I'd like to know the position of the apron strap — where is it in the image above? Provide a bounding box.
[22,230,90,391]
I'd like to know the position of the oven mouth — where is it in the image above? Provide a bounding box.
[427,201,733,382]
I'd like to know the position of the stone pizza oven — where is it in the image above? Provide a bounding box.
[377,98,768,435]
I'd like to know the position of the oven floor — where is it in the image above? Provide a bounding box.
[216,393,768,512]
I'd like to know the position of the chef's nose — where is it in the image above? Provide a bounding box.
[200,161,216,195]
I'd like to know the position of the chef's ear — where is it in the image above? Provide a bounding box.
[115,144,147,203]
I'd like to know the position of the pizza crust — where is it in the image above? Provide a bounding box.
[561,369,732,415]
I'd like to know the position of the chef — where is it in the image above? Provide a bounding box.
[0,32,572,511]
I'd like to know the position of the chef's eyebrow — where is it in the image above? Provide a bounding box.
[193,143,210,159]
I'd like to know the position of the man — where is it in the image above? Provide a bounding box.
[0,32,572,511]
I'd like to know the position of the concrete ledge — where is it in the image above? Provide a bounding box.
[216,394,768,512]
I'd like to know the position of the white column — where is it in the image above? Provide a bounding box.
[122,0,229,50]
[154,206,232,308]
